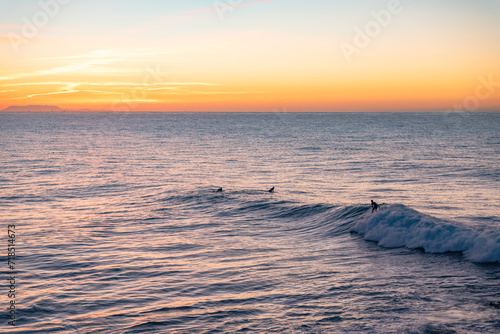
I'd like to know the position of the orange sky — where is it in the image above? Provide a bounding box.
[0,1,499,111]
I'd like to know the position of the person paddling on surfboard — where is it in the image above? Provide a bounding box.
[371,200,379,213]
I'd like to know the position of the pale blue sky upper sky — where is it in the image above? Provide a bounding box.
[2,0,499,39]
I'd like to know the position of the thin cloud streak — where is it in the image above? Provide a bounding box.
[0,59,118,81]
[6,82,220,87]
[11,90,78,99]
[172,90,269,95]
[34,50,171,62]
[0,49,170,81]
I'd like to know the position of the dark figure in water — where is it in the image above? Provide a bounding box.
[371,200,379,213]
[490,302,500,309]
[268,187,275,193]
[216,187,223,193]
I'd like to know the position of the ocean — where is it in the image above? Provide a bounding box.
[1,111,499,333]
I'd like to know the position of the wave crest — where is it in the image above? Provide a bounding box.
[352,204,500,263]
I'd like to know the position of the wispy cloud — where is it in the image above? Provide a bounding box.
[0,49,171,81]
[0,59,116,81]
[6,82,220,88]
[5,81,229,101]
[180,0,275,15]
[169,90,268,95]
[80,90,123,95]
[34,49,171,62]
[11,90,78,99]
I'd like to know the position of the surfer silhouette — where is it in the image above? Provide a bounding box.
[268,187,275,193]
[216,187,223,193]
[371,200,379,213]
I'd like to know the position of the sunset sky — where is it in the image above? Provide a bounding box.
[0,0,499,111]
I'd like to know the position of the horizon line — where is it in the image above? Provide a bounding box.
[2,110,500,113]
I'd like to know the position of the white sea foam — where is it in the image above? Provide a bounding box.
[352,204,500,263]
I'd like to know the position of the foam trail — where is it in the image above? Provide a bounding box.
[352,204,500,263]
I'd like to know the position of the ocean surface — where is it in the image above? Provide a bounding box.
[1,111,499,333]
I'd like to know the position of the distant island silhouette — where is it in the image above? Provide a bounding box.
[1,105,110,112]
[2,105,65,112]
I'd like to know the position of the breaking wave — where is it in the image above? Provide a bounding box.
[352,204,500,263]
